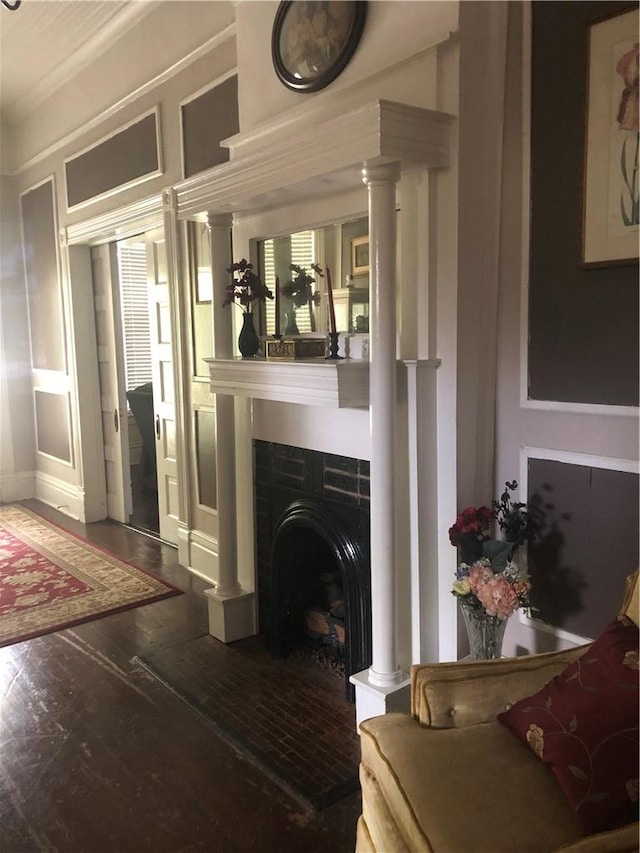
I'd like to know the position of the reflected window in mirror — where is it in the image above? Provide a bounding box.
[258,216,368,338]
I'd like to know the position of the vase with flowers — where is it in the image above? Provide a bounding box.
[449,481,534,660]
[280,263,323,334]
[223,259,273,358]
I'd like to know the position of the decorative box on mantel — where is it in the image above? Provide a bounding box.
[265,336,326,360]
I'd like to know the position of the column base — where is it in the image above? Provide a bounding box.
[204,588,255,643]
[349,669,411,730]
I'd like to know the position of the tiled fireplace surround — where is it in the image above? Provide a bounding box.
[254,441,372,702]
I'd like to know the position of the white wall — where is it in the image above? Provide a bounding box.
[236,0,458,130]
[0,173,35,499]
[4,1,236,175]
[1,6,238,512]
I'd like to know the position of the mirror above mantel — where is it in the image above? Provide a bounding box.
[259,215,369,339]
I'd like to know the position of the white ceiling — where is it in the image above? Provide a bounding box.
[0,0,158,125]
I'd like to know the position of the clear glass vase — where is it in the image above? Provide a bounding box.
[460,604,508,660]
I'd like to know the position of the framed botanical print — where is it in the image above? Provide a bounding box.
[582,7,639,266]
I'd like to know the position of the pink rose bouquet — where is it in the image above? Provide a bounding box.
[451,481,534,619]
[454,558,531,620]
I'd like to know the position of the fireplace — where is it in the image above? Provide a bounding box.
[254,441,371,701]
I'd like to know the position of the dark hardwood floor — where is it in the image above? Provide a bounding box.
[0,500,361,853]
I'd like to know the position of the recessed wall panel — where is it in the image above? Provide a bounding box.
[163,418,176,460]
[160,361,174,405]
[35,390,72,463]
[65,111,160,209]
[182,75,239,178]
[21,180,65,372]
[527,458,639,638]
[195,409,216,510]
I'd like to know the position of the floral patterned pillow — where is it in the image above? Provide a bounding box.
[498,615,639,835]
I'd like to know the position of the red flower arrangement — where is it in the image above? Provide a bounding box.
[450,481,534,619]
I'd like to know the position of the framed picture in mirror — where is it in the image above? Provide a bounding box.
[350,235,369,276]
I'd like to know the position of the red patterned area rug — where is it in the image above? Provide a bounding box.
[0,505,182,648]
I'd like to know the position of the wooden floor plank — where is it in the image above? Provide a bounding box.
[0,501,361,853]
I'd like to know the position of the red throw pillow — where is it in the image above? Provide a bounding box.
[498,615,639,835]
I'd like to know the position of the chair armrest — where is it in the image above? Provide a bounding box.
[554,821,639,852]
[411,646,589,728]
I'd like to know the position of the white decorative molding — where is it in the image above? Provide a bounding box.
[520,445,639,477]
[174,99,454,220]
[350,670,411,730]
[518,445,639,644]
[13,24,238,176]
[178,68,239,182]
[521,398,640,418]
[182,527,219,586]
[518,612,592,648]
[206,357,370,408]
[205,588,256,644]
[7,2,163,126]
[63,106,163,214]
[65,193,164,246]
[519,2,533,417]
[34,472,85,522]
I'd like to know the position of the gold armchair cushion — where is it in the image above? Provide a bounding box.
[411,646,588,728]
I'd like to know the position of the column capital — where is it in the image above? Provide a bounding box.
[162,187,177,213]
[362,162,401,186]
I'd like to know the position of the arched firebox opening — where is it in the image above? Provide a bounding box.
[269,499,371,701]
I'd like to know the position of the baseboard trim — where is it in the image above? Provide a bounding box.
[0,470,36,503]
[34,472,85,522]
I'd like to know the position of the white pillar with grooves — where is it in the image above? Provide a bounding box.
[204,213,254,641]
[350,163,411,726]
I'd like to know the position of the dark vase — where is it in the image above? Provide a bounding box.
[238,312,260,358]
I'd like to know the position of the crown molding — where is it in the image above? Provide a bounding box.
[11,23,237,177]
[65,193,163,246]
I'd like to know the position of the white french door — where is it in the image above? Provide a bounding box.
[90,243,132,523]
[146,228,179,544]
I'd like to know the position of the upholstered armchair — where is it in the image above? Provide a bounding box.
[356,572,639,853]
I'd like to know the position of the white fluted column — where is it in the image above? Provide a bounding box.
[350,162,411,728]
[205,214,253,641]
[365,162,403,687]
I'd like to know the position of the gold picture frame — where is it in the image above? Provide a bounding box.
[350,235,369,276]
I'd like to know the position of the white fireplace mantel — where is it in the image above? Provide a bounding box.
[172,98,454,220]
[175,95,455,726]
[204,357,369,408]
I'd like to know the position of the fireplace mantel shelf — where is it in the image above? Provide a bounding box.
[205,357,369,408]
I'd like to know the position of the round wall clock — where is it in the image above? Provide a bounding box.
[272,1,368,93]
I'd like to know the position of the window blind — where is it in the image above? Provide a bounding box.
[262,230,317,334]
[117,244,153,392]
